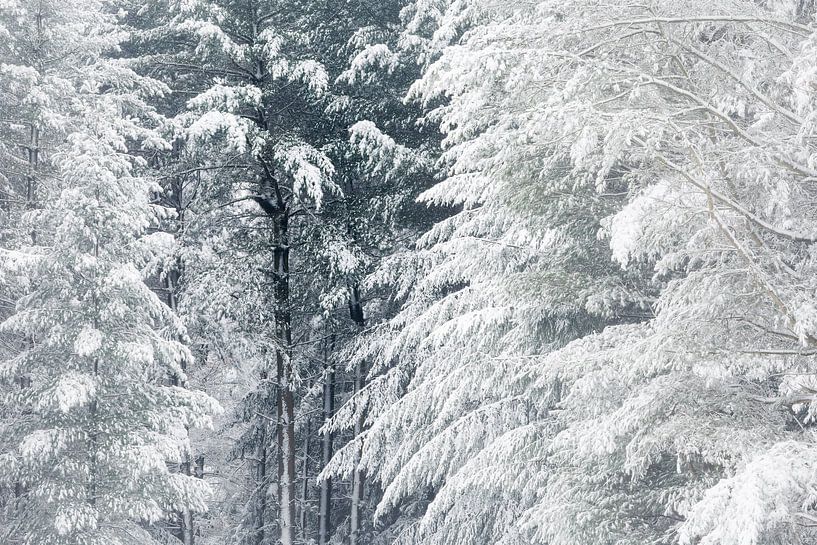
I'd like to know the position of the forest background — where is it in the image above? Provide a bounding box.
[2,1,817,545]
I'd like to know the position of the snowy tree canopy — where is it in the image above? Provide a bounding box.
[3,0,817,544]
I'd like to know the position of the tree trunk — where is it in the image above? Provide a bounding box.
[318,335,335,545]
[195,454,205,540]
[299,413,310,541]
[272,210,296,545]
[349,361,366,545]
[164,267,198,545]
[252,155,297,545]
[181,458,195,545]
[252,414,269,545]
[15,122,38,510]
[348,287,366,545]
[278,356,296,545]
[163,247,200,545]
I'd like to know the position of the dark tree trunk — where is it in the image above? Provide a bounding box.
[299,413,311,541]
[348,287,366,545]
[268,207,296,545]
[318,335,335,545]
[252,411,269,545]
[162,182,198,545]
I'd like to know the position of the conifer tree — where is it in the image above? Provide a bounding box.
[12,0,817,544]
[0,1,220,544]
[330,1,817,544]
[133,2,339,543]
[127,1,441,543]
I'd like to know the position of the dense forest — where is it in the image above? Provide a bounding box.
[1,0,817,544]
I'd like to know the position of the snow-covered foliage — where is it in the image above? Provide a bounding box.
[0,1,219,544]
[7,0,817,543]
[130,1,441,543]
[323,1,817,544]
[164,0,337,209]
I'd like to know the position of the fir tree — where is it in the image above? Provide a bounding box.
[0,2,220,544]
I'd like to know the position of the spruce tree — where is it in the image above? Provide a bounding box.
[0,1,219,544]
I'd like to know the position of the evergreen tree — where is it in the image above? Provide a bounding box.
[7,0,814,544]
[0,1,220,544]
[128,1,439,543]
[331,1,817,544]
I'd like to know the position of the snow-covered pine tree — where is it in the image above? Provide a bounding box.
[339,0,817,544]
[513,1,817,544]
[323,1,654,544]
[0,1,219,543]
[0,0,45,386]
[133,2,340,543]
[311,4,444,543]
[130,1,444,543]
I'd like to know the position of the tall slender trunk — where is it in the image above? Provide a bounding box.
[25,124,39,241]
[15,121,38,509]
[277,359,296,545]
[194,454,205,540]
[251,127,297,543]
[348,287,366,545]
[180,459,194,545]
[246,24,270,545]
[162,162,199,545]
[88,228,101,509]
[318,334,335,545]
[252,408,269,545]
[299,412,311,541]
[349,361,366,545]
[272,211,296,545]
[89,352,99,507]
[166,267,197,545]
